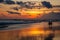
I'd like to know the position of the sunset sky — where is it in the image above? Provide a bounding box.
[13,0,60,5]
[0,0,60,19]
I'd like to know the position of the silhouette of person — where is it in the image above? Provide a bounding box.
[48,20,53,30]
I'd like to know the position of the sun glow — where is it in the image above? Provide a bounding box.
[26,11,41,14]
[20,9,43,15]
[19,9,44,19]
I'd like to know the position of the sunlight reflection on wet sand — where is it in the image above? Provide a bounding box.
[0,22,60,40]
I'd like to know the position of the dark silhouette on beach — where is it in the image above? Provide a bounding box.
[48,20,53,30]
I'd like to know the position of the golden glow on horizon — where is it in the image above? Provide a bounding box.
[19,9,44,19]
[25,10,42,14]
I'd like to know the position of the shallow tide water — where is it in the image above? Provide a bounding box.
[0,22,60,40]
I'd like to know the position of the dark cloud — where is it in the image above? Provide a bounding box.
[16,1,24,5]
[7,11,21,15]
[11,7,19,11]
[5,1,15,4]
[41,1,52,8]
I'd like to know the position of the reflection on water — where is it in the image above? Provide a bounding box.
[0,22,60,40]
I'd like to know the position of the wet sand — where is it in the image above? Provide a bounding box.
[0,22,60,40]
